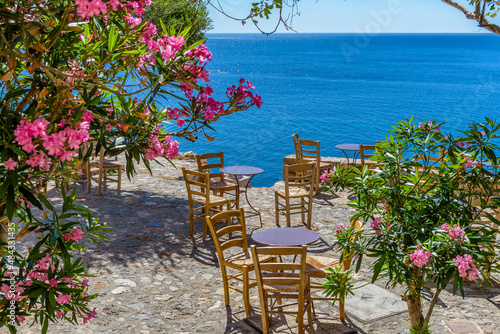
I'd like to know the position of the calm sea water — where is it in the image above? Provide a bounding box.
[174,33,500,187]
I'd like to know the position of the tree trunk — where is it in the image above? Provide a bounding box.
[404,294,426,332]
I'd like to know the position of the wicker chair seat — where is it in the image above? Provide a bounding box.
[192,194,228,205]
[277,188,311,198]
[225,251,274,267]
[305,255,341,278]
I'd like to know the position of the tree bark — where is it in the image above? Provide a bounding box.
[403,294,425,332]
[441,0,500,35]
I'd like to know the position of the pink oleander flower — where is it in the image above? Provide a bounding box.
[441,223,465,241]
[83,307,97,324]
[0,284,10,293]
[65,228,85,243]
[320,171,331,184]
[453,254,480,281]
[82,112,94,122]
[49,279,58,287]
[4,157,17,170]
[82,278,89,286]
[105,123,113,131]
[17,316,25,323]
[56,294,72,305]
[55,310,65,319]
[409,247,432,267]
[332,244,340,250]
[335,224,346,235]
[176,119,186,127]
[370,217,382,236]
[480,130,486,137]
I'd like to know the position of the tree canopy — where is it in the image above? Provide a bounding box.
[144,0,213,44]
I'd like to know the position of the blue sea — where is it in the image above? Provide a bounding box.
[174,33,500,187]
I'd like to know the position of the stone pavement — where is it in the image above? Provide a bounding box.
[12,155,500,334]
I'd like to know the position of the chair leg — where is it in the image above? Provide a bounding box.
[202,205,209,240]
[189,203,194,236]
[275,192,280,227]
[261,292,270,334]
[221,267,230,306]
[297,295,304,334]
[286,198,291,227]
[117,167,121,195]
[301,198,305,223]
[307,197,313,229]
[242,267,252,318]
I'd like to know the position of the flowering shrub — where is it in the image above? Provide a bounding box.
[0,0,261,332]
[322,118,500,333]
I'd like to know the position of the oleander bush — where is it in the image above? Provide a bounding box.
[322,118,500,333]
[0,0,261,331]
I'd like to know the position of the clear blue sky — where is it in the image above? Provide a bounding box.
[208,0,498,33]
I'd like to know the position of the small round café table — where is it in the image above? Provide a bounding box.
[335,143,361,167]
[220,165,264,226]
[251,227,319,247]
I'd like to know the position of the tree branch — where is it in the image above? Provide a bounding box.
[441,0,500,35]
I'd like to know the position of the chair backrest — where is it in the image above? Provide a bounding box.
[341,219,364,270]
[359,144,379,169]
[251,244,308,296]
[297,139,321,165]
[206,209,248,262]
[292,133,301,163]
[196,152,226,182]
[470,197,500,241]
[283,163,316,196]
[182,168,211,202]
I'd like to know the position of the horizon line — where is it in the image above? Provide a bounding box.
[206,31,493,35]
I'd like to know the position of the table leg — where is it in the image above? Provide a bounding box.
[339,149,351,167]
[232,174,262,227]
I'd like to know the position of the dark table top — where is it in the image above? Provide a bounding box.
[251,227,319,246]
[220,166,264,176]
[335,143,360,151]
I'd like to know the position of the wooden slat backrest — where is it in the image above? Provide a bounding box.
[292,133,301,162]
[196,152,226,181]
[251,245,308,292]
[182,168,210,199]
[359,144,378,167]
[206,209,248,258]
[283,163,315,195]
[298,139,321,165]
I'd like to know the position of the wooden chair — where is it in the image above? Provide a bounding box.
[275,163,316,229]
[206,209,276,318]
[305,219,363,322]
[251,245,312,334]
[297,138,335,194]
[182,168,231,240]
[359,144,381,171]
[84,142,125,195]
[292,133,301,162]
[195,152,238,208]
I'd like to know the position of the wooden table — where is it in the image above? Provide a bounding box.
[335,143,360,167]
[252,227,319,246]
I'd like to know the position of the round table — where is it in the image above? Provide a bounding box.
[335,143,361,167]
[252,227,319,246]
[220,166,264,226]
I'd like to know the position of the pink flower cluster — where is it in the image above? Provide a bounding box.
[320,169,335,184]
[335,224,347,235]
[76,0,107,19]
[409,247,432,268]
[14,116,90,166]
[144,135,179,160]
[418,121,440,132]
[83,307,98,323]
[441,223,465,243]
[227,79,263,108]
[64,228,85,243]
[453,254,480,281]
[3,157,17,170]
[459,154,480,170]
[371,217,382,237]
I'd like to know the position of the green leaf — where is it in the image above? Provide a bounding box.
[108,26,117,52]
[6,185,15,219]
[41,313,49,334]
[19,186,43,210]
[0,178,10,198]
